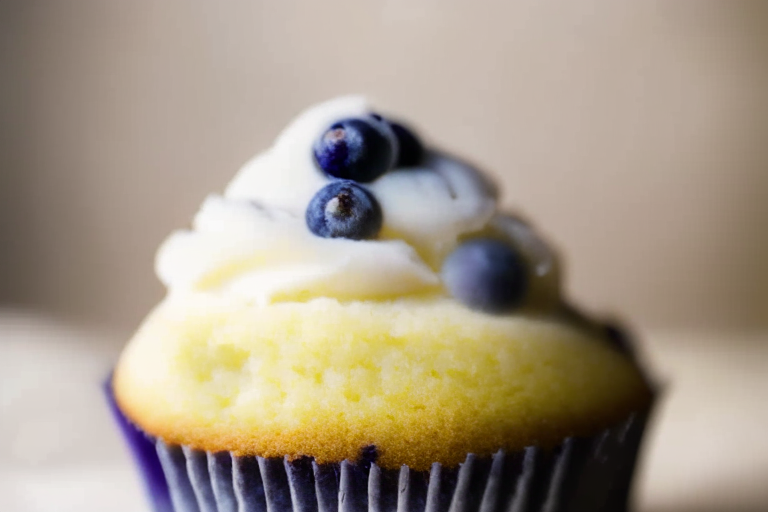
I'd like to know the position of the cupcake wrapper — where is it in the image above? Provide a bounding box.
[159,415,644,512]
[104,375,174,512]
[106,377,648,512]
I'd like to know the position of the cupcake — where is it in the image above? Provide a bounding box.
[109,96,654,512]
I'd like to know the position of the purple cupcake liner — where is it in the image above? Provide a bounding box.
[106,377,648,512]
[104,375,173,512]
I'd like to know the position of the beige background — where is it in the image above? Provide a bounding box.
[1,0,767,335]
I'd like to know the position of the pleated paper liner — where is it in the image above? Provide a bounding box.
[106,381,649,512]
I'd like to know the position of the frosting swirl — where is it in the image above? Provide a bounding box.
[157,96,502,304]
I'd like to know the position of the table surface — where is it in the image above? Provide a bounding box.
[1,311,766,512]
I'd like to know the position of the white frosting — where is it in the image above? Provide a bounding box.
[156,96,499,304]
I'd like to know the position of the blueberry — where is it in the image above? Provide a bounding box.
[313,117,395,183]
[358,445,379,469]
[489,215,560,308]
[441,238,528,313]
[390,122,423,167]
[306,181,383,240]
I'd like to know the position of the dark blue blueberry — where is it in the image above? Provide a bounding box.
[306,181,383,240]
[390,122,423,167]
[357,445,378,469]
[441,238,528,313]
[313,118,395,183]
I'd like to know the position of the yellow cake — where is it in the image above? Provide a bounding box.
[113,96,651,473]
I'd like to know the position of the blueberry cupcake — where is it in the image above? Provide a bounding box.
[109,96,654,512]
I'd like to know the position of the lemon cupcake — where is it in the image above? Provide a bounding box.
[109,96,653,512]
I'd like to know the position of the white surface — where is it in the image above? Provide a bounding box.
[0,312,145,512]
[635,330,768,512]
[1,311,767,512]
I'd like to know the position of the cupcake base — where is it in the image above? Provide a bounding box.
[106,378,649,512]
